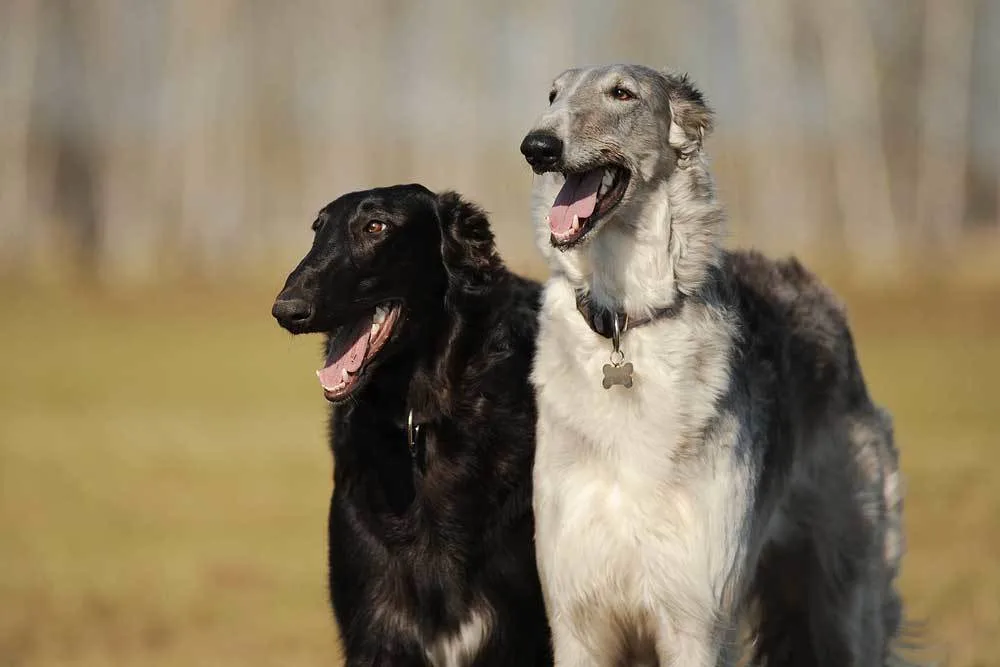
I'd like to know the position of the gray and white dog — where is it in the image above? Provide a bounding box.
[520,64,910,667]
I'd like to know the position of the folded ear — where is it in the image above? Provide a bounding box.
[665,72,714,159]
[435,191,501,303]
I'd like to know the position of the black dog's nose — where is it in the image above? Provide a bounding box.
[272,298,313,326]
[520,132,563,170]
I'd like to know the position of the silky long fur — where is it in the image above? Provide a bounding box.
[524,65,909,667]
[273,185,551,666]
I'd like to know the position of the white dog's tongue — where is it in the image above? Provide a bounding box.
[316,323,371,390]
[549,170,603,235]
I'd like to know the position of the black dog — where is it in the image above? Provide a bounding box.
[272,184,550,666]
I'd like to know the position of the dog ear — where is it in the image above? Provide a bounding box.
[435,191,501,303]
[665,72,714,160]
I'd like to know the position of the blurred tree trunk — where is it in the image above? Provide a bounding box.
[39,0,100,281]
[810,0,898,270]
[245,2,298,263]
[154,0,197,267]
[735,0,816,252]
[450,0,486,197]
[364,0,395,187]
[875,1,924,230]
[0,0,40,272]
[324,1,384,192]
[162,0,243,274]
[915,0,974,250]
[89,1,169,281]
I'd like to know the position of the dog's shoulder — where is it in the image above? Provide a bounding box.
[499,271,544,335]
[724,249,848,340]
[439,268,541,423]
[721,249,863,399]
[474,269,542,356]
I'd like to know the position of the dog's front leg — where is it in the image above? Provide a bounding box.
[649,533,746,667]
[549,616,610,667]
[653,614,734,667]
[533,446,625,664]
[534,499,610,665]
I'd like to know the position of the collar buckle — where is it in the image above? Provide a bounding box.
[406,408,425,473]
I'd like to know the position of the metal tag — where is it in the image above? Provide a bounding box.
[601,313,634,389]
[602,361,634,388]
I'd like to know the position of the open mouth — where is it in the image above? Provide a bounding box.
[316,303,401,402]
[547,165,630,247]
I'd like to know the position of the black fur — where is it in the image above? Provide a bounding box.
[272,184,551,666]
[719,251,909,667]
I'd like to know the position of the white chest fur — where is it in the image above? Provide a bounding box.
[531,279,748,661]
[424,608,491,667]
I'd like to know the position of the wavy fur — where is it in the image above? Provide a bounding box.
[524,65,912,667]
[273,184,550,666]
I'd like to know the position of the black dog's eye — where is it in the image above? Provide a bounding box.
[364,220,388,234]
[610,86,636,102]
[548,89,557,104]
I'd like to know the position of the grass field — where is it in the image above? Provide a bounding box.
[1,280,998,666]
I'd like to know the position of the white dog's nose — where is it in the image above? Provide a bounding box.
[520,132,563,172]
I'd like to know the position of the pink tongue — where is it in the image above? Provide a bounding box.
[549,170,603,235]
[317,328,371,389]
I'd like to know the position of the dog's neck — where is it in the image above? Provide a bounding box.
[349,264,506,435]
[546,157,725,318]
[334,294,474,488]
[408,282,501,421]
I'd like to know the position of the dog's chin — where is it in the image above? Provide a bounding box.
[546,166,631,250]
[316,302,403,403]
[550,212,615,251]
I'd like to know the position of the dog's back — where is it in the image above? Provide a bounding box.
[725,249,907,665]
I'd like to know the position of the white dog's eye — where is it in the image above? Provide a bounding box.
[548,90,557,104]
[610,86,636,102]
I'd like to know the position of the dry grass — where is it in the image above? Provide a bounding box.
[1,280,998,666]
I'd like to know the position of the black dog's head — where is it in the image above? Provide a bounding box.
[272,184,500,403]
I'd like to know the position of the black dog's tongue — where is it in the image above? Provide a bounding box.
[316,316,373,391]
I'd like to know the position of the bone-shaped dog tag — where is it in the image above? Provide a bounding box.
[602,361,633,389]
[602,313,634,389]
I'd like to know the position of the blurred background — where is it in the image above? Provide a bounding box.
[0,1,997,665]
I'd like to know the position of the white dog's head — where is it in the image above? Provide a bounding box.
[520,65,713,254]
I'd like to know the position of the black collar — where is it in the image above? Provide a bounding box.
[575,291,684,339]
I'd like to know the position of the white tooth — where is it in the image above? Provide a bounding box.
[373,307,386,324]
[602,169,614,187]
[316,372,346,392]
[598,181,609,197]
[341,368,350,382]
[572,214,580,230]
[371,321,381,336]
